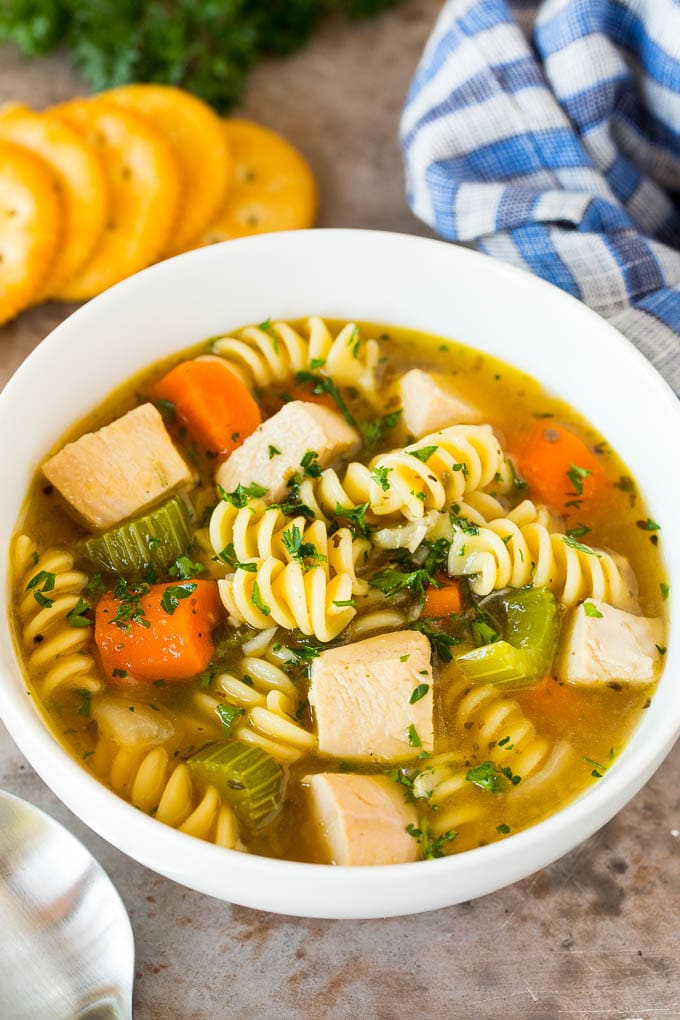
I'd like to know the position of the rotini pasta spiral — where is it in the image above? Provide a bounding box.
[90,736,239,848]
[218,558,356,641]
[209,498,370,595]
[210,315,380,400]
[299,425,514,523]
[192,656,316,764]
[417,681,574,836]
[446,505,638,609]
[13,535,102,698]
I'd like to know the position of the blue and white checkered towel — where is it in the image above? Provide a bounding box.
[401,0,680,395]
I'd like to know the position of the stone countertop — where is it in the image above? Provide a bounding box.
[1,4,678,1017]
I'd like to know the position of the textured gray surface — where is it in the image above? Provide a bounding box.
[1,3,679,1017]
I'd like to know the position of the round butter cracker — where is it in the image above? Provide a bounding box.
[199,119,317,243]
[0,107,109,297]
[0,139,61,327]
[106,84,230,255]
[50,98,181,301]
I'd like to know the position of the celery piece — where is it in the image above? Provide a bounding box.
[187,741,286,830]
[81,496,192,579]
[456,641,535,688]
[502,587,559,676]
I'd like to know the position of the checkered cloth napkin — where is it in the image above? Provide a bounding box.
[401,0,680,395]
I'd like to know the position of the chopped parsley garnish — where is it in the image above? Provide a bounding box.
[169,555,204,580]
[300,449,321,478]
[332,598,355,608]
[372,466,392,491]
[76,689,91,717]
[84,572,105,599]
[400,654,410,662]
[500,765,521,786]
[216,703,245,736]
[218,481,267,507]
[347,325,361,357]
[295,371,356,430]
[563,535,600,556]
[67,597,92,628]
[496,823,510,834]
[466,761,503,793]
[358,410,402,449]
[405,822,457,859]
[660,582,670,600]
[637,518,660,532]
[409,444,438,463]
[268,444,281,459]
[583,602,603,618]
[566,463,592,495]
[471,617,500,647]
[218,542,258,572]
[656,644,667,656]
[566,523,591,540]
[250,579,271,616]
[283,644,320,663]
[410,620,460,662]
[334,502,371,538]
[409,683,429,704]
[112,579,150,631]
[583,755,608,779]
[370,567,429,601]
[154,398,175,420]
[112,668,128,678]
[407,724,422,748]
[281,525,326,568]
[309,357,326,370]
[26,569,56,608]
[160,582,197,615]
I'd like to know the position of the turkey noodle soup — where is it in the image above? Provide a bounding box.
[10,317,667,865]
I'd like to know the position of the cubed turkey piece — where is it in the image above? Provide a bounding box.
[304,772,419,865]
[309,630,434,761]
[399,369,481,437]
[215,400,360,502]
[42,403,193,530]
[556,599,664,686]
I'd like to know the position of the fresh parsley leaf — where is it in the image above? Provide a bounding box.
[154,398,175,420]
[637,518,661,532]
[33,590,54,609]
[358,409,401,448]
[284,644,320,663]
[84,572,105,599]
[218,542,258,572]
[300,449,321,478]
[112,668,128,679]
[566,463,592,495]
[409,683,429,704]
[466,761,504,793]
[295,371,356,429]
[563,535,601,556]
[268,444,281,459]
[372,465,392,491]
[216,703,245,736]
[583,602,603,618]
[26,569,56,593]
[281,525,326,568]
[566,524,591,540]
[409,444,438,463]
[334,502,371,538]
[169,555,204,580]
[67,597,92,628]
[332,598,355,608]
[496,823,510,834]
[218,481,267,507]
[76,689,91,717]
[583,755,608,779]
[160,582,197,615]
[251,579,271,616]
[406,821,457,859]
[370,567,428,601]
[660,582,670,600]
[410,620,460,662]
[407,724,422,748]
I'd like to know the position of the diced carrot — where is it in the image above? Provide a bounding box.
[422,580,463,617]
[94,580,222,683]
[153,359,261,458]
[517,423,605,514]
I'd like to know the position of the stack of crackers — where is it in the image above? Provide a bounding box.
[0,85,317,327]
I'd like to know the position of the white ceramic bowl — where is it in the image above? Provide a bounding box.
[1,230,678,919]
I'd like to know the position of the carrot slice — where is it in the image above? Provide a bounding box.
[95,579,222,683]
[153,358,261,458]
[517,423,605,514]
[422,580,463,618]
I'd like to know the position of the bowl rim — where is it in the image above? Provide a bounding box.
[1,227,678,918]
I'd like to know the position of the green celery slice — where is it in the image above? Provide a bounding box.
[456,640,535,687]
[502,587,560,676]
[81,496,192,578]
[187,741,286,830]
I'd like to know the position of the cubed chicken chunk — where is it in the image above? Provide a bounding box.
[304,772,419,865]
[215,400,360,502]
[42,403,193,530]
[309,630,434,761]
[399,369,481,437]
[556,599,665,686]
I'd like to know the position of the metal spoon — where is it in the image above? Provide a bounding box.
[0,790,134,1020]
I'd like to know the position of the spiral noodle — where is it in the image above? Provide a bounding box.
[299,425,513,523]
[191,656,316,764]
[218,554,356,641]
[91,736,239,848]
[209,498,370,595]
[417,681,574,836]
[13,535,102,698]
[210,316,380,400]
[446,504,638,609]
